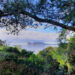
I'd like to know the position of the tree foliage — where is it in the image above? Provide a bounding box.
[0,46,44,75]
[0,0,75,34]
[0,34,75,75]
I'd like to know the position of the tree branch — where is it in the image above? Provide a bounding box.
[23,11,75,31]
[1,10,75,31]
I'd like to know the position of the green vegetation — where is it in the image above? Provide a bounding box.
[0,34,75,75]
[0,35,75,75]
[0,46,44,75]
[0,0,75,75]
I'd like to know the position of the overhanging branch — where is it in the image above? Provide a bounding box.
[23,11,75,31]
[0,10,75,31]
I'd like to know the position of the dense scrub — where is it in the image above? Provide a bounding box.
[0,46,44,75]
[0,35,75,75]
[0,46,60,75]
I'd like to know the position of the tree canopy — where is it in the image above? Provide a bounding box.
[0,32,75,75]
[0,0,75,33]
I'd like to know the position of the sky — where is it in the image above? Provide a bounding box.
[0,26,60,53]
[0,0,74,53]
[0,0,60,53]
[0,0,74,54]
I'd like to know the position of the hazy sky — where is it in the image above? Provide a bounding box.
[0,27,60,53]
